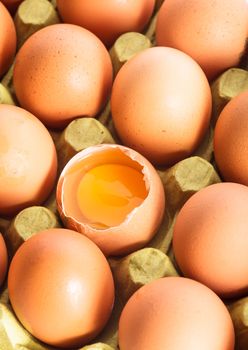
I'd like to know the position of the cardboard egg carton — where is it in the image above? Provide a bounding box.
[0,0,248,349]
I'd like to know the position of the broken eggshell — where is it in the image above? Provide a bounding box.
[56,144,165,256]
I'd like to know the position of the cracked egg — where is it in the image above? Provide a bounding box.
[56,144,165,256]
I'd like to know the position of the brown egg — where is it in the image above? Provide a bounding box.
[0,104,57,216]
[111,47,212,166]
[8,228,115,348]
[0,1,16,77]
[56,144,165,256]
[156,0,248,81]
[173,182,248,298]
[13,23,113,129]
[0,233,8,287]
[214,91,248,185]
[119,277,235,350]
[56,0,155,47]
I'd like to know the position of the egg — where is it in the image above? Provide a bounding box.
[56,0,155,47]
[0,233,8,287]
[173,182,248,298]
[111,47,212,166]
[119,277,235,350]
[8,228,115,348]
[0,1,16,77]
[56,144,165,256]
[0,104,57,217]
[156,0,248,81]
[13,23,113,129]
[214,90,248,185]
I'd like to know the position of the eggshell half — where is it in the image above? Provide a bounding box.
[173,182,248,298]
[119,277,235,350]
[56,144,165,256]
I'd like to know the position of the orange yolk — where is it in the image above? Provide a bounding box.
[76,164,147,229]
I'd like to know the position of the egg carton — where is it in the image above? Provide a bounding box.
[0,0,248,349]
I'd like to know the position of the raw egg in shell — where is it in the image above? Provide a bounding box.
[56,144,165,256]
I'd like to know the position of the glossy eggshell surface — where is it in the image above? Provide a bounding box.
[0,104,57,216]
[8,228,115,348]
[56,0,155,47]
[0,234,8,287]
[13,23,113,129]
[173,182,248,298]
[56,144,165,256]
[156,0,248,81]
[214,91,248,186]
[0,1,16,77]
[111,47,212,166]
[119,277,235,350]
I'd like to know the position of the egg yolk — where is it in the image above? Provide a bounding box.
[76,164,147,229]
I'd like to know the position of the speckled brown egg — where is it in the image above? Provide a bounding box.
[13,23,113,129]
[8,228,115,348]
[173,182,248,298]
[0,1,16,77]
[111,47,212,166]
[156,0,248,81]
[0,233,8,287]
[214,90,248,185]
[0,104,57,216]
[56,0,155,47]
[119,277,234,350]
